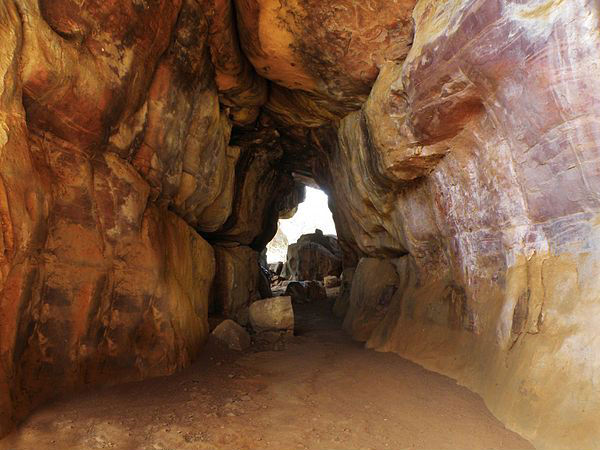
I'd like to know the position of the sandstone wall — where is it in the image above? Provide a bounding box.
[0,0,297,435]
[322,1,600,448]
[212,244,261,324]
[2,0,599,448]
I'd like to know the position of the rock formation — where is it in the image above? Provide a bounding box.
[317,3,600,449]
[283,230,342,281]
[211,319,251,352]
[212,244,261,324]
[1,0,599,448]
[343,258,399,341]
[249,297,294,334]
[0,0,299,435]
[266,226,289,264]
[284,281,327,304]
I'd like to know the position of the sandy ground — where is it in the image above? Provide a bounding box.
[0,301,533,450]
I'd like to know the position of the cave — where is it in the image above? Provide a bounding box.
[0,1,599,449]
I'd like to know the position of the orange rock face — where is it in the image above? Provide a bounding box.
[316,1,600,448]
[0,0,295,435]
[235,0,414,98]
[203,0,268,125]
[0,0,212,433]
[2,0,600,448]
[212,245,261,324]
[235,0,416,125]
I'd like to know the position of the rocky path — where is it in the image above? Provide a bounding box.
[0,302,532,450]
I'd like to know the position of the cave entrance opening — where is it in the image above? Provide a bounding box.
[266,186,337,263]
[264,186,343,325]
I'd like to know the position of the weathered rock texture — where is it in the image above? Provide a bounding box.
[249,297,294,333]
[343,258,399,341]
[1,0,599,448]
[283,230,342,281]
[233,0,416,126]
[0,0,298,436]
[212,245,261,324]
[211,319,251,351]
[314,2,600,449]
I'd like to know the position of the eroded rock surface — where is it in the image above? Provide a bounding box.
[249,297,294,333]
[234,0,416,126]
[212,245,261,324]
[283,230,342,281]
[343,258,399,341]
[0,0,297,435]
[1,0,599,448]
[317,2,600,449]
[211,319,251,351]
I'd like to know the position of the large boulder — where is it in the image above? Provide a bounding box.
[333,268,355,318]
[211,320,251,351]
[284,281,327,303]
[297,229,340,253]
[249,297,294,333]
[212,245,261,324]
[283,230,342,281]
[343,258,399,341]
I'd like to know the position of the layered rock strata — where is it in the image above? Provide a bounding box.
[0,0,297,435]
[316,2,600,449]
[1,0,599,449]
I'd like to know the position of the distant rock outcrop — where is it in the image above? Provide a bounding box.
[283,230,342,281]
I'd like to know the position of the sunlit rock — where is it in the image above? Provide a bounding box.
[249,297,294,333]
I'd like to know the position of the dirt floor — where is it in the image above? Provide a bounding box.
[0,300,533,450]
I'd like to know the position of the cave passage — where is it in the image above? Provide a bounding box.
[264,184,343,334]
[0,301,532,450]
[1,1,599,449]
[0,177,535,449]
[0,183,533,450]
[266,186,337,264]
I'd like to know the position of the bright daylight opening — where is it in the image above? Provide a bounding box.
[267,187,336,264]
